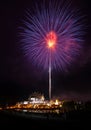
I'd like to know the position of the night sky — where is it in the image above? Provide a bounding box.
[0,0,91,105]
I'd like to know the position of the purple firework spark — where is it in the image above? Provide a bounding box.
[20,0,85,72]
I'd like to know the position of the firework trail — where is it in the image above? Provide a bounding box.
[20,0,85,72]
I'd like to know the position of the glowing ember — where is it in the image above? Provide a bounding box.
[46,31,57,48]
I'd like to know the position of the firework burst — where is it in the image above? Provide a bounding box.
[20,0,85,72]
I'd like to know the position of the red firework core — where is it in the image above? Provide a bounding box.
[46,31,57,49]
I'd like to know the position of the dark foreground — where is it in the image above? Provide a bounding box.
[0,110,91,129]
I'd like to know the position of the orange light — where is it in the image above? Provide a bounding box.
[46,31,57,48]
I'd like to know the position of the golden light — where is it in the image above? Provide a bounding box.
[55,99,59,105]
[41,96,44,101]
[46,31,57,49]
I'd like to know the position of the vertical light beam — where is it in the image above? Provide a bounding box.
[49,51,51,100]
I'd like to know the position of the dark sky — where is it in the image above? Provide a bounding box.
[0,0,91,105]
